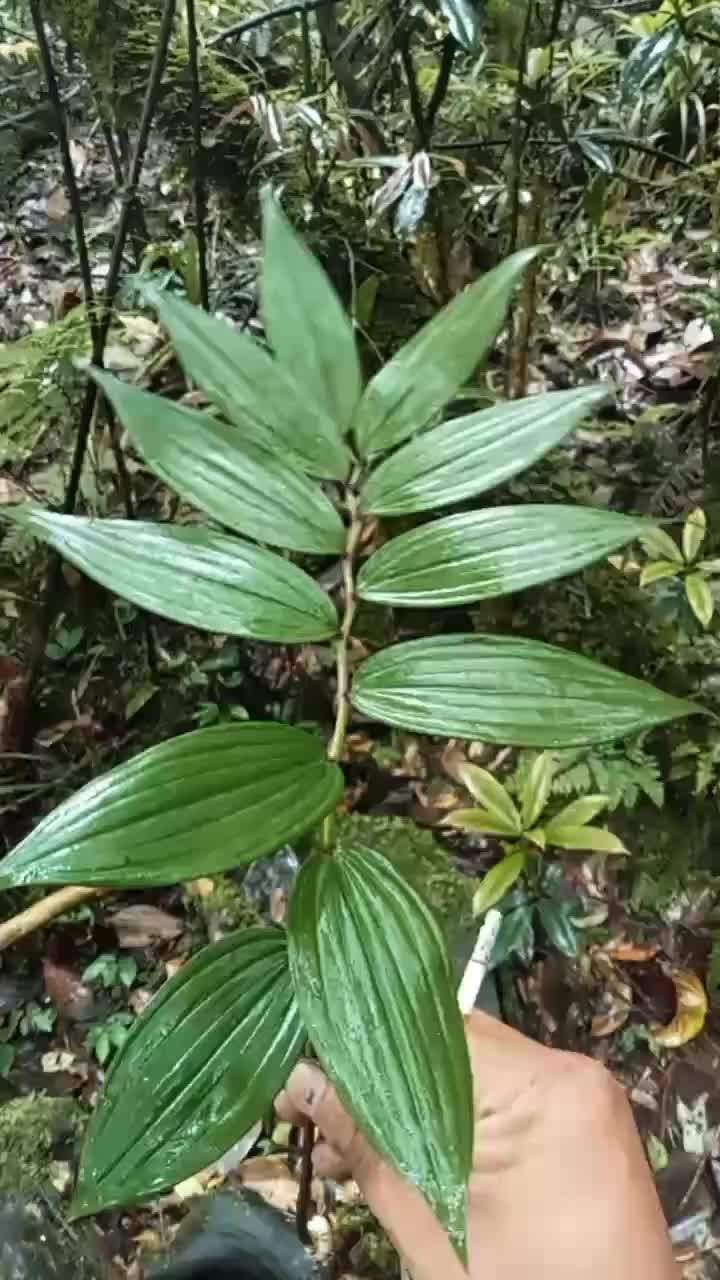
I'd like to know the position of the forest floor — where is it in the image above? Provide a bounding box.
[2,117,720,1278]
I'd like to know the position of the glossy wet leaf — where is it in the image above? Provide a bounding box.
[521,754,554,829]
[576,136,614,173]
[360,387,608,515]
[545,795,608,833]
[353,250,538,456]
[357,505,649,605]
[92,370,345,555]
[351,634,703,746]
[261,191,362,431]
[438,0,481,48]
[546,825,626,854]
[473,852,526,917]
[640,560,681,587]
[685,573,714,627]
[639,526,683,564]
[621,23,681,101]
[537,900,578,958]
[146,287,352,480]
[72,929,304,1216]
[7,508,337,642]
[445,808,521,838]
[456,763,521,831]
[683,508,706,562]
[0,722,343,888]
[288,843,473,1261]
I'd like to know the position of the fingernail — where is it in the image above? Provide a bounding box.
[288,1060,326,1110]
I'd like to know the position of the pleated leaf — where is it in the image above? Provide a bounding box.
[8,507,337,642]
[0,722,343,888]
[358,505,649,606]
[353,249,538,456]
[92,369,345,555]
[72,929,305,1216]
[261,191,362,431]
[288,844,473,1261]
[351,634,703,746]
[146,287,352,480]
[360,386,608,516]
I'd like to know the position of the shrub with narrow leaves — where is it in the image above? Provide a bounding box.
[0,191,704,1259]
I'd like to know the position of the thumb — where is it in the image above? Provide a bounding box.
[280,1060,376,1178]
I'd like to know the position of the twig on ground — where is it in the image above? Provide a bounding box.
[0,885,102,952]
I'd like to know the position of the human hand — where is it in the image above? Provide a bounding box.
[275,1011,678,1279]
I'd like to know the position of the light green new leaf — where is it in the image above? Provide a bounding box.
[0,722,343,888]
[351,634,703,746]
[683,508,706,563]
[92,370,345,555]
[546,825,626,854]
[639,526,683,564]
[545,795,609,835]
[686,573,714,627]
[357,505,649,606]
[72,929,304,1216]
[445,808,522,838]
[288,844,473,1261]
[261,191,362,431]
[7,507,337,642]
[360,386,608,516]
[521,753,554,829]
[456,763,521,832]
[640,560,681,587]
[353,249,539,457]
[146,287,352,480]
[473,851,527,917]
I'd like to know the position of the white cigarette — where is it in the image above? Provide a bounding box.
[457,909,503,1016]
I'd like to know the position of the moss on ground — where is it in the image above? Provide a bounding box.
[0,1094,81,1193]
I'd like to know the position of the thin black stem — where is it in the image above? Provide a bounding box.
[424,34,455,142]
[507,0,534,257]
[397,18,427,148]
[186,0,210,309]
[295,1119,314,1244]
[208,0,342,47]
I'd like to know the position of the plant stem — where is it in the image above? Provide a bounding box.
[0,885,101,951]
[327,485,362,764]
[186,0,210,310]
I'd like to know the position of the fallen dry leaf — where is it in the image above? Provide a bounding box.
[109,904,183,948]
[601,939,660,962]
[653,971,708,1048]
[43,957,97,1022]
[591,980,632,1038]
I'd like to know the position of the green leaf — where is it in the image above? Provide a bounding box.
[546,825,626,854]
[92,370,345,555]
[686,573,714,627]
[353,249,539,456]
[683,508,706,563]
[639,526,684,564]
[7,507,337,643]
[640,560,681,587]
[473,851,526,916]
[72,929,304,1216]
[288,844,473,1261]
[360,386,608,515]
[357,505,649,606]
[492,904,535,967]
[456,762,521,831]
[521,753,554,829]
[576,136,614,174]
[536,899,579,957]
[438,0,481,49]
[445,807,522,838]
[146,287,352,480]
[545,794,609,834]
[621,24,681,101]
[0,723,343,888]
[351,634,703,747]
[261,191,362,432]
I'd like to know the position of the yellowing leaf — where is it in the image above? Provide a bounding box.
[520,752,554,828]
[545,794,608,835]
[682,508,706,563]
[547,825,626,854]
[456,763,522,833]
[445,808,521,838]
[685,573,714,628]
[639,526,683,565]
[653,970,707,1048]
[639,560,681,587]
[472,851,526,916]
